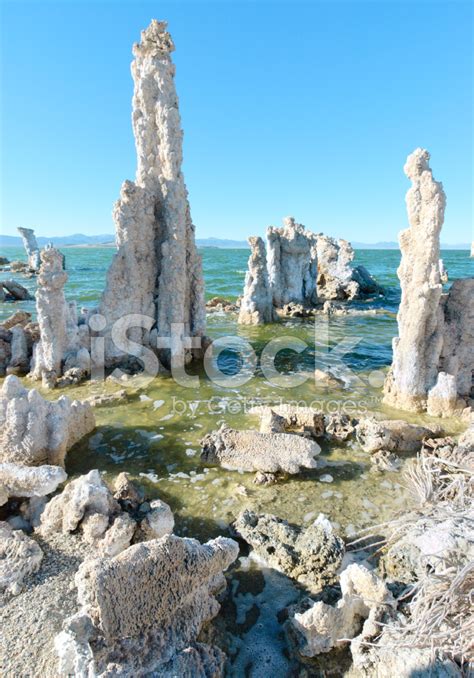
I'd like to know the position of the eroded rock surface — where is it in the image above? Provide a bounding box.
[0,375,95,467]
[17,227,40,271]
[0,464,66,507]
[356,418,441,454]
[238,236,275,324]
[233,510,344,590]
[0,521,43,595]
[55,534,239,676]
[98,20,205,366]
[30,246,90,388]
[200,424,321,474]
[383,148,473,416]
[289,563,395,656]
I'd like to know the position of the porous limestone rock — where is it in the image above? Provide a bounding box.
[38,470,118,537]
[0,521,44,595]
[17,227,40,271]
[249,404,325,437]
[98,20,205,366]
[0,375,95,467]
[382,513,474,584]
[315,236,359,300]
[97,513,137,558]
[0,463,67,507]
[383,149,473,415]
[233,510,344,591]
[200,424,321,474]
[55,534,239,676]
[324,413,355,442]
[139,498,174,540]
[355,418,441,454]
[238,236,274,324]
[267,217,318,308]
[30,246,90,387]
[0,310,31,331]
[289,563,395,656]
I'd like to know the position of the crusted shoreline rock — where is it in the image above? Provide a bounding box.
[355,418,442,455]
[55,534,239,676]
[98,20,205,366]
[0,464,67,507]
[0,375,95,468]
[200,424,321,474]
[383,148,473,415]
[238,236,275,324]
[289,563,395,656]
[249,404,325,438]
[233,510,344,591]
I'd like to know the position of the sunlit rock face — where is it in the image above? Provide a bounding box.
[30,247,89,387]
[99,20,205,366]
[267,217,318,308]
[384,148,473,416]
[17,227,40,271]
[55,534,239,676]
[315,236,358,300]
[238,236,275,325]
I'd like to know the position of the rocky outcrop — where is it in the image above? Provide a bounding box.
[238,218,382,323]
[289,563,395,656]
[249,404,325,437]
[355,418,442,454]
[233,510,344,591]
[383,148,473,415]
[200,424,321,474]
[98,20,205,366]
[267,217,318,308]
[55,534,239,676]
[38,470,175,558]
[30,246,90,388]
[0,464,66,507]
[0,521,44,595]
[238,236,275,324]
[0,279,32,301]
[17,227,40,271]
[0,375,95,468]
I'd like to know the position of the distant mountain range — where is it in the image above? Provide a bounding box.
[0,234,470,250]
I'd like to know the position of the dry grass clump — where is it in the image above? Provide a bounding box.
[349,437,474,671]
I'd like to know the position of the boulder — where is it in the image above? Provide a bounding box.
[1,279,32,301]
[289,563,395,656]
[0,463,67,507]
[0,521,43,595]
[139,498,174,540]
[55,533,239,676]
[200,424,320,474]
[233,510,344,591]
[356,418,441,454]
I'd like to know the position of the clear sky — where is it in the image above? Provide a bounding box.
[0,0,472,243]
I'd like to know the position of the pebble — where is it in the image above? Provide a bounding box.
[319,474,334,483]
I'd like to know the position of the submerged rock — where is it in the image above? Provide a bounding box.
[200,424,321,474]
[55,534,239,676]
[0,521,43,595]
[238,236,275,324]
[233,510,344,591]
[0,375,95,467]
[324,413,356,442]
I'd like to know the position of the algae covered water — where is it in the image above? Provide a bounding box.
[1,244,472,674]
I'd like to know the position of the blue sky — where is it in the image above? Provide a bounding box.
[1,0,472,243]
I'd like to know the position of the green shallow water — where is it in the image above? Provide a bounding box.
[1,245,471,675]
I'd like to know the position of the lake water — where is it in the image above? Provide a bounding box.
[1,244,472,674]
